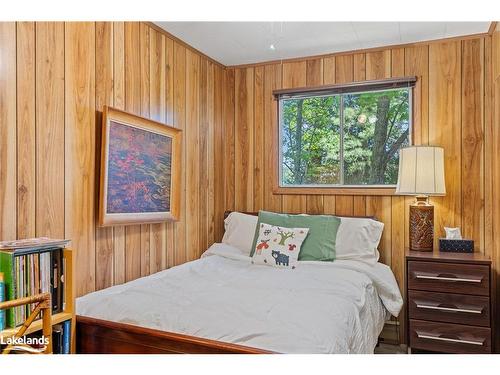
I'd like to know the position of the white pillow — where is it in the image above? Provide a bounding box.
[335,217,384,265]
[252,223,309,269]
[222,212,258,256]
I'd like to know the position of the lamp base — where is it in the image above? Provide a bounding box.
[409,198,434,251]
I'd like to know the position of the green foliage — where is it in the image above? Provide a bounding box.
[281,88,410,186]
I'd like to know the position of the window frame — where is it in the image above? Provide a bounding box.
[273,77,415,196]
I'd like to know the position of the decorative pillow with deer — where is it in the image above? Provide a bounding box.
[252,223,309,269]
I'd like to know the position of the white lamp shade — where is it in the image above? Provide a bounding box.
[395,146,446,196]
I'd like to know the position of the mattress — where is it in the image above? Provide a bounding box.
[76,243,403,353]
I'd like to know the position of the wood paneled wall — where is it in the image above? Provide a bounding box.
[224,36,495,343]
[0,22,225,298]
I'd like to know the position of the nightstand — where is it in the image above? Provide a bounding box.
[406,249,493,354]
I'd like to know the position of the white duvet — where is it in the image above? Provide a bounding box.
[76,243,403,353]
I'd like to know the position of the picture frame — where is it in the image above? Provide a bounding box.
[99,106,182,226]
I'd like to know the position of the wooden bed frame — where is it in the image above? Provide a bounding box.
[76,211,375,354]
[77,316,271,354]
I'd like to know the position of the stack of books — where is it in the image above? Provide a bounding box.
[0,238,70,328]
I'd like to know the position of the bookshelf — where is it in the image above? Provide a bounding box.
[0,248,75,353]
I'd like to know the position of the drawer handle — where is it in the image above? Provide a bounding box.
[415,274,482,283]
[416,304,483,314]
[417,333,484,346]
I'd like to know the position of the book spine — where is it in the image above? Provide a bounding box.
[20,255,25,324]
[50,250,58,313]
[62,319,71,354]
[0,252,16,328]
[34,252,40,294]
[30,253,35,313]
[52,323,63,354]
[62,255,66,311]
[15,256,21,326]
[58,249,63,313]
[0,272,5,330]
[13,256,18,326]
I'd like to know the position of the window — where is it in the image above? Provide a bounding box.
[279,83,412,188]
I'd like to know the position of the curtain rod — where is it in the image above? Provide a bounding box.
[273,76,417,99]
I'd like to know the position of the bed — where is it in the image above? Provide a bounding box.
[76,212,403,354]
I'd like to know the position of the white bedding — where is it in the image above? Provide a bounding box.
[76,243,403,353]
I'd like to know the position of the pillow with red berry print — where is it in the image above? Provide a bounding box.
[252,223,309,269]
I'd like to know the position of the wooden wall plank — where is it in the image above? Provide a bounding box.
[186,50,201,261]
[429,42,462,248]
[206,62,216,245]
[391,48,405,77]
[17,22,36,239]
[484,35,493,263]
[461,38,484,252]
[323,57,335,84]
[353,197,366,216]
[165,36,175,268]
[0,22,16,241]
[253,66,265,211]
[306,58,323,84]
[234,67,255,211]
[199,58,209,254]
[213,65,225,240]
[173,42,187,265]
[112,21,126,285]
[65,22,97,296]
[353,53,366,81]
[335,55,353,84]
[95,22,114,290]
[35,22,65,239]
[366,50,391,79]
[223,68,235,212]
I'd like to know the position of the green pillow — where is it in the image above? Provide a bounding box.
[250,210,341,261]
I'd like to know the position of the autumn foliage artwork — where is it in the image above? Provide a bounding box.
[99,106,181,226]
[107,121,172,214]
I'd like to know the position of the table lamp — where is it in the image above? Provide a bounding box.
[395,146,446,251]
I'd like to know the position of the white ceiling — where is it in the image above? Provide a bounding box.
[155,22,491,66]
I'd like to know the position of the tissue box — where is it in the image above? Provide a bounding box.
[439,238,474,253]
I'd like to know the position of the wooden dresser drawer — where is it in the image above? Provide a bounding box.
[408,261,489,296]
[409,319,492,354]
[408,290,490,327]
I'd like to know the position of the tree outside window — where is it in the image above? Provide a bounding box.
[280,87,411,187]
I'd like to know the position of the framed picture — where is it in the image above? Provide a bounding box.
[99,106,182,226]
